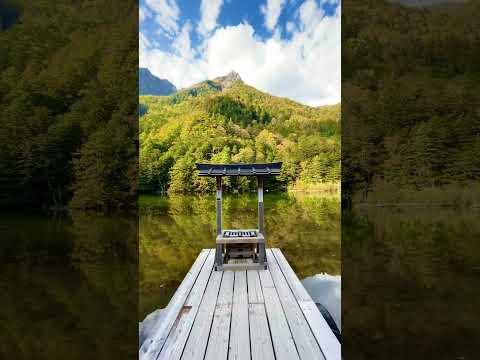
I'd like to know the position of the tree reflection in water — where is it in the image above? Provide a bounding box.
[139,193,341,320]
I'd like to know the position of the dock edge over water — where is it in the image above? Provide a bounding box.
[139,248,340,360]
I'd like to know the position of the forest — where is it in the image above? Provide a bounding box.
[0,0,138,211]
[139,79,341,194]
[342,0,480,205]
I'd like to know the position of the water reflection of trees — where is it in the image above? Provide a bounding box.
[1,211,138,359]
[342,208,480,359]
[139,193,340,319]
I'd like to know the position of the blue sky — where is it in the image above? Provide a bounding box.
[140,0,341,106]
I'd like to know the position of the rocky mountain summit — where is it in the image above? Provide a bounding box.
[169,71,244,99]
[212,71,243,89]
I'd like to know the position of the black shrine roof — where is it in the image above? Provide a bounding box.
[196,162,282,177]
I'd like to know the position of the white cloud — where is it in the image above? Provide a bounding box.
[140,1,340,106]
[172,21,194,59]
[139,6,151,23]
[140,49,208,90]
[139,32,151,53]
[298,0,324,30]
[260,0,286,31]
[198,0,224,37]
[144,0,180,35]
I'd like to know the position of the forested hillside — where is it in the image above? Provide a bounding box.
[0,0,138,210]
[139,76,340,194]
[343,0,480,204]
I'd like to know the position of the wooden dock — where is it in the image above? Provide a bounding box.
[140,248,341,360]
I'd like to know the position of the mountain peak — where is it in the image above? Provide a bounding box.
[139,68,176,96]
[212,71,243,89]
[225,71,242,81]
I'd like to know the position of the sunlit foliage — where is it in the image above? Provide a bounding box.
[139,80,340,193]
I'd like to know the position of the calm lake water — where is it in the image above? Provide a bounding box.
[0,211,138,360]
[3,202,478,358]
[343,206,480,359]
[139,193,341,320]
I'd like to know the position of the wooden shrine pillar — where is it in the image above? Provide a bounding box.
[215,176,223,268]
[257,176,266,266]
[257,176,264,233]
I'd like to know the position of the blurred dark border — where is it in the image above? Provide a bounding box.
[0,1,138,358]
[342,0,480,358]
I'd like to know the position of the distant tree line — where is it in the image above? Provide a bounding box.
[0,0,138,210]
[342,0,480,204]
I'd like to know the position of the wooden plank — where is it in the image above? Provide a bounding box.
[181,270,223,360]
[139,249,211,360]
[249,304,275,360]
[298,301,341,360]
[270,249,311,301]
[228,271,250,360]
[247,271,264,304]
[271,249,341,360]
[218,263,264,271]
[247,272,275,360]
[157,251,215,360]
[204,271,235,360]
[258,269,300,360]
[266,250,326,360]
